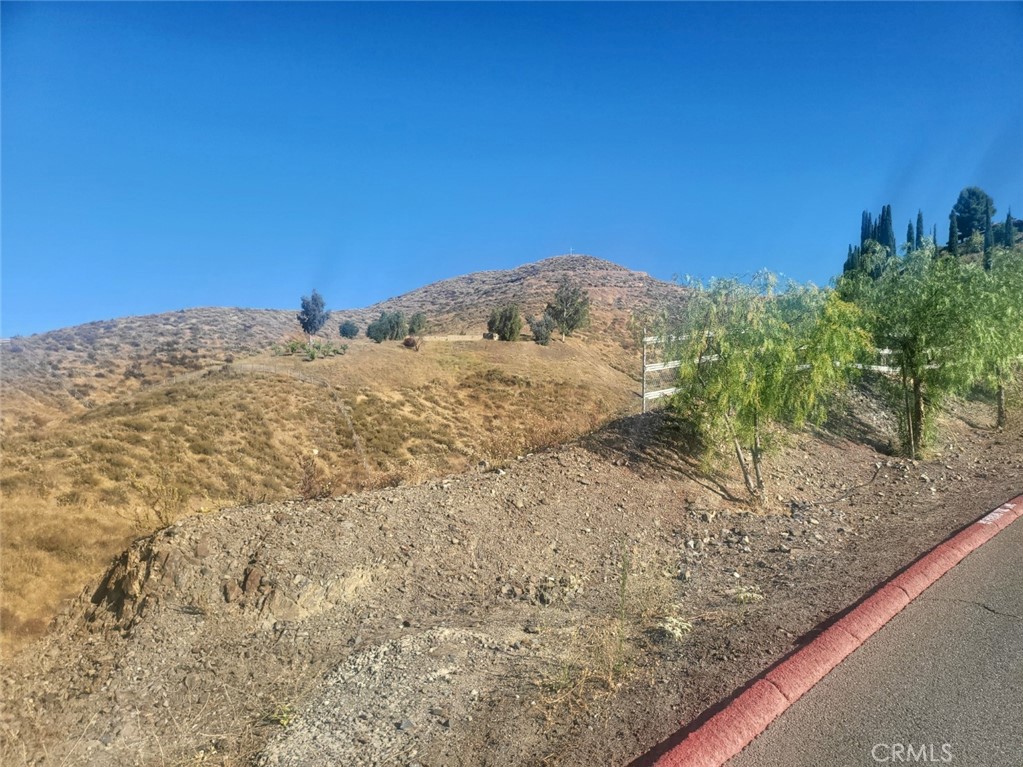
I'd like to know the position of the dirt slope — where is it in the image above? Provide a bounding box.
[2,395,1019,767]
[1,254,684,652]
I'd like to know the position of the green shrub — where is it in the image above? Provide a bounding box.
[366,311,408,343]
[487,305,522,342]
[339,320,359,339]
[408,312,427,335]
[527,313,556,345]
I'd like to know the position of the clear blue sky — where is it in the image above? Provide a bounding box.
[2,2,1021,337]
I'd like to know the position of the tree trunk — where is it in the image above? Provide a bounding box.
[751,411,765,496]
[732,437,758,499]
[996,382,1007,429]
[911,376,925,458]
[902,370,915,458]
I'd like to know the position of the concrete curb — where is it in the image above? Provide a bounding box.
[631,495,1023,767]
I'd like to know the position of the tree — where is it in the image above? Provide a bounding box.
[841,248,990,458]
[544,278,591,340]
[953,186,996,240]
[487,305,522,341]
[339,320,359,339]
[978,249,1023,427]
[906,221,915,253]
[667,273,869,502]
[297,290,329,342]
[915,210,924,252]
[366,311,407,343]
[983,200,994,264]
[1004,209,1015,247]
[527,313,556,345]
[408,312,427,336]
[948,210,960,256]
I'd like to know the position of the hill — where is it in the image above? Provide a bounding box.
[0,254,688,651]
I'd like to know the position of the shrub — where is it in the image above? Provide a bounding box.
[487,305,522,342]
[408,312,427,336]
[366,311,408,343]
[527,313,556,345]
[339,320,359,339]
[402,335,423,351]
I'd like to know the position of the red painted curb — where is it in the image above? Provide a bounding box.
[634,495,1023,767]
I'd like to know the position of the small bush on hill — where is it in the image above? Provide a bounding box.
[366,311,408,343]
[487,305,522,342]
[527,313,556,345]
[408,312,427,336]
[339,320,359,339]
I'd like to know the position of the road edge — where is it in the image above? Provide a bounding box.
[630,494,1023,767]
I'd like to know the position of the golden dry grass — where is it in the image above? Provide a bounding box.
[0,334,639,654]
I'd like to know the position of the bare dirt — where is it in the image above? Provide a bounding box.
[2,388,1020,767]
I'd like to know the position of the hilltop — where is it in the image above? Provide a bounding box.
[0,254,687,651]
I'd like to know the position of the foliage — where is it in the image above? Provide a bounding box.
[976,247,1023,427]
[338,320,359,339]
[839,246,1003,457]
[297,290,329,340]
[666,273,869,501]
[487,304,522,342]
[527,313,557,345]
[303,340,347,361]
[953,186,996,241]
[407,312,427,336]
[366,311,408,343]
[545,279,591,340]
[402,335,423,351]
[948,210,959,256]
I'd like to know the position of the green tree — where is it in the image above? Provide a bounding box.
[297,290,329,342]
[366,311,407,343]
[487,305,522,341]
[667,273,869,502]
[1004,209,1015,247]
[544,278,591,340]
[948,210,960,256]
[527,313,556,345]
[408,312,427,336]
[983,201,994,265]
[841,249,989,458]
[907,221,915,253]
[978,248,1023,427]
[915,210,924,252]
[953,186,996,240]
[339,320,359,339]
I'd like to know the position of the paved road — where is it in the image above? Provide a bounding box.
[728,518,1023,767]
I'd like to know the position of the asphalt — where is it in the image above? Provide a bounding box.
[727,516,1023,767]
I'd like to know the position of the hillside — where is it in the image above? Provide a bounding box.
[0,255,688,651]
[2,396,1020,766]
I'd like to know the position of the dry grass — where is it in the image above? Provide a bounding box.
[1,335,638,654]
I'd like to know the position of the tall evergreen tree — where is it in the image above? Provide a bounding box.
[1005,209,1015,247]
[953,186,996,239]
[915,210,924,251]
[948,210,960,256]
[882,205,897,257]
[907,221,915,253]
[860,211,873,246]
[983,200,994,260]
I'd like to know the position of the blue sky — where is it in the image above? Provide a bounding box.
[2,2,1021,337]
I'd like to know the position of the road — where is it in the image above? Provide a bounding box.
[728,517,1023,767]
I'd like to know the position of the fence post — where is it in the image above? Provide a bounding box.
[642,327,647,414]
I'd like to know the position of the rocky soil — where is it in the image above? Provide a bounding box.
[2,394,1021,767]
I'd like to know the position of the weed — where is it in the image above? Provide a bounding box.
[731,584,765,604]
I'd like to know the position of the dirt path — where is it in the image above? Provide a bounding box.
[2,398,1021,767]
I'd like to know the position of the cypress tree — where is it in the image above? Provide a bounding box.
[948,210,959,256]
[882,205,897,257]
[915,210,924,251]
[1005,209,1015,247]
[860,211,873,246]
[907,221,915,253]
[983,200,994,257]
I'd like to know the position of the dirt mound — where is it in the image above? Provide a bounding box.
[3,397,1020,766]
